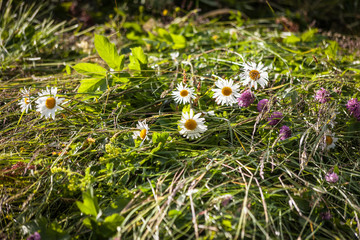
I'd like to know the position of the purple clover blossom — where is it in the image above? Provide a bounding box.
[315,88,330,103]
[346,98,360,121]
[27,232,41,240]
[257,99,269,112]
[320,211,332,221]
[325,172,339,183]
[237,90,255,108]
[268,112,283,126]
[279,125,291,140]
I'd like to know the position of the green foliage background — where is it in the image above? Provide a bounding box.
[1,1,360,239]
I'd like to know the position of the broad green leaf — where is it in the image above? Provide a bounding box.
[94,34,124,71]
[301,28,317,42]
[76,191,99,217]
[73,63,107,76]
[157,28,172,42]
[324,40,338,59]
[104,214,124,230]
[170,33,186,49]
[283,35,301,44]
[152,132,169,144]
[128,47,148,73]
[78,78,106,93]
[131,47,148,65]
[128,55,141,71]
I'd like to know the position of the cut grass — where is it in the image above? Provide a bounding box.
[1,5,360,240]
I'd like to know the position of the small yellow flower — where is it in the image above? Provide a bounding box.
[162,9,168,16]
[87,138,96,144]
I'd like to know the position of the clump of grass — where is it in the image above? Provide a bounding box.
[1,5,360,240]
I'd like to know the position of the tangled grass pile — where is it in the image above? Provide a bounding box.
[1,4,360,240]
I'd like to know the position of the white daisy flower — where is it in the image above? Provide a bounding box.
[35,87,65,120]
[133,120,150,141]
[178,109,207,140]
[18,87,32,113]
[323,131,338,150]
[240,61,269,90]
[212,75,241,106]
[171,83,196,105]
[170,52,179,60]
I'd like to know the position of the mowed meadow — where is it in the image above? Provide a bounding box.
[1,1,360,239]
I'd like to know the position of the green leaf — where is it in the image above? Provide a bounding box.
[324,40,338,59]
[77,78,107,93]
[128,47,148,73]
[94,34,124,71]
[170,33,186,49]
[283,35,301,44]
[73,63,107,76]
[157,28,172,42]
[76,190,99,217]
[152,132,169,144]
[104,214,124,230]
[301,28,317,42]
[131,47,148,65]
[168,209,182,217]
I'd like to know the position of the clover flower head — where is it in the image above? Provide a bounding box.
[279,125,291,140]
[325,172,339,183]
[315,88,330,103]
[257,99,269,112]
[237,90,255,108]
[27,232,41,240]
[320,211,332,221]
[346,98,360,121]
[268,111,283,126]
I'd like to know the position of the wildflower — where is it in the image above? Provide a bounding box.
[27,232,41,240]
[315,88,330,103]
[268,112,283,126]
[18,87,32,113]
[171,83,196,105]
[257,99,269,112]
[133,120,150,141]
[325,172,339,183]
[212,75,241,106]
[240,61,269,90]
[35,87,65,120]
[279,125,291,140]
[323,132,338,150]
[221,194,233,207]
[237,90,255,108]
[86,138,96,144]
[170,52,179,65]
[346,98,360,121]
[333,87,341,95]
[178,109,207,140]
[320,211,332,221]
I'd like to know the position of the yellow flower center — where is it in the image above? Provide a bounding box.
[325,136,333,145]
[180,89,189,97]
[221,87,232,96]
[185,119,197,130]
[24,98,30,104]
[249,70,260,80]
[45,97,56,109]
[140,129,147,139]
